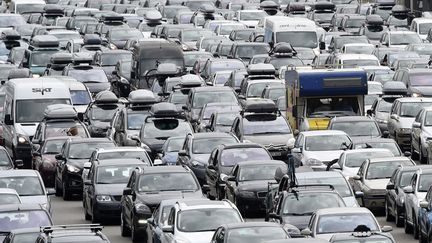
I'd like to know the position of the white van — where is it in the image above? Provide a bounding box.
[51,76,93,114]
[410,18,432,40]
[2,78,71,167]
[9,0,46,14]
[264,16,319,54]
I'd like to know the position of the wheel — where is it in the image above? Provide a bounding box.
[62,182,72,201]
[420,144,427,164]
[385,201,394,222]
[419,222,427,243]
[120,212,131,237]
[131,222,145,243]
[406,213,414,234]
[415,215,420,239]
[92,210,100,223]
[54,178,61,197]
[395,208,404,227]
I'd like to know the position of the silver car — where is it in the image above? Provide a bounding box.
[411,106,432,163]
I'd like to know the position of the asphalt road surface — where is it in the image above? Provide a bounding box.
[51,196,416,243]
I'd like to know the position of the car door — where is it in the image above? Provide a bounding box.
[160,208,176,243]
[291,134,304,165]
[147,206,159,243]
[387,169,398,214]
[412,109,424,150]
[56,142,68,185]
[85,164,96,215]
[351,161,366,194]
[206,149,219,196]
[406,173,418,224]
[419,187,432,236]
[123,172,137,227]
[177,135,191,166]
[388,100,399,135]
[226,165,239,201]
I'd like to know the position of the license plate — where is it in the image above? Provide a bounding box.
[271,152,282,157]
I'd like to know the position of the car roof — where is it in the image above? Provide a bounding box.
[95,158,147,167]
[316,207,372,215]
[139,165,189,174]
[330,116,375,122]
[0,203,46,212]
[300,130,348,136]
[191,132,235,139]
[176,199,232,210]
[68,138,112,144]
[192,86,235,92]
[343,148,393,154]
[0,169,39,177]
[395,97,432,102]
[237,160,285,166]
[95,147,146,153]
[297,171,344,179]
[265,239,329,243]
[224,222,281,229]
[368,156,412,163]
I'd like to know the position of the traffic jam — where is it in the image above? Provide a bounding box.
[0,0,430,242]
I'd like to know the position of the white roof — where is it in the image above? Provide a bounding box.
[337,54,379,61]
[342,148,393,155]
[343,43,374,47]
[301,130,349,137]
[7,78,71,100]
[412,18,432,24]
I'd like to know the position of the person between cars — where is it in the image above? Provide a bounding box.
[67,126,79,136]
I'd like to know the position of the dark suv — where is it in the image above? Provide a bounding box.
[120,166,204,242]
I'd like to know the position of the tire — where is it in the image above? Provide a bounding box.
[420,144,427,164]
[92,210,100,224]
[131,222,144,243]
[62,182,72,201]
[54,178,61,197]
[385,201,394,222]
[120,212,131,237]
[412,144,419,160]
[406,213,414,234]
[396,208,404,227]
[419,223,427,243]
[415,215,420,239]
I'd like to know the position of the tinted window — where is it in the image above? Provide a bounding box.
[220,147,270,166]
[138,172,199,192]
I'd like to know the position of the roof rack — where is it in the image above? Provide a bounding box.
[391,5,408,16]
[286,3,306,13]
[366,14,384,26]
[8,68,30,80]
[150,102,181,118]
[101,15,125,23]
[83,34,102,46]
[313,1,335,11]
[31,35,59,48]
[382,81,408,96]
[199,4,215,14]
[242,99,278,114]
[145,10,162,22]
[287,184,335,192]
[44,4,64,15]
[269,42,296,57]
[44,104,78,120]
[247,63,276,76]
[72,54,93,65]
[156,63,182,76]
[128,90,157,106]
[1,29,21,41]
[41,224,103,234]
[94,91,118,104]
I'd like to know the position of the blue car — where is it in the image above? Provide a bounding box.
[418,185,432,243]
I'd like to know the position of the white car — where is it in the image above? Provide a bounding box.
[291,130,352,170]
[160,199,244,243]
[0,188,21,205]
[403,166,432,238]
[332,148,394,180]
[341,43,375,55]
[302,207,392,241]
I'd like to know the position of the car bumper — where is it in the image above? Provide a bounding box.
[64,173,83,193]
[363,194,385,210]
[396,133,411,150]
[237,195,267,211]
[93,201,122,219]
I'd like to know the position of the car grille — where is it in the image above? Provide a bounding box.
[257,192,267,198]
[113,195,122,201]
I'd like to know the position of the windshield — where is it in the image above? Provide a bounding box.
[410,74,432,86]
[377,99,393,112]
[184,53,212,67]
[192,137,237,154]
[365,95,379,106]
[247,82,277,98]
[220,147,270,167]
[216,112,237,126]
[307,97,360,117]
[177,208,242,232]
[0,210,51,231]
[314,12,334,22]
[16,99,70,123]
[69,142,114,159]
[43,139,66,154]
[400,102,432,117]
[268,88,285,101]
[213,73,231,85]
[45,123,87,138]
[400,171,415,187]
[239,164,284,181]
[169,92,188,104]
[236,45,269,59]
[31,50,61,67]
[268,57,304,69]
[335,37,369,49]
[297,176,352,197]
[317,214,378,234]
[101,53,132,66]
[0,15,26,28]
[97,165,136,184]
[366,160,413,179]
[138,172,199,192]
[345,45,374,54]
[166,138,184,152]
[68,69,108,83]
[305,135,351,151]
[227,226,288,243]
[343,59,379,67]
[410,44,432,55]
[390,33,422,45]
[282,193,345,216]
[332,121,380,137]
[182,30,214,42]
[0,177,43,196]
[419,23,432,35]
[418,174,432,192]
[97,151,149,162]
[193,91,237,108]
[345,151,392,167]
[71,90,91,106]
[91,105,118,122]
[243,116,291,135]
[143,119,192,139]
[210,61,245,74]
[239,11,267,21]
[388,17,408,27]
[0,194,20,205]
[128,112,150,130]
[276,31,317,48]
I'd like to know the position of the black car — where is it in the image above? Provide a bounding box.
[205,143,272,200]
[83,159,148,223]
[37,225,110,243]
[223,160,286,215]
[177,132,239,185]
[120,166,204,242]
[54,138,115,200]
[211,222,290,243]
[132,102,193,159]
[84,91,121,137]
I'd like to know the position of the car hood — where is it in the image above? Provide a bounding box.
[20,195,48,205]
[136,190,204,206]
[237,180,274,191]
[244,134,293,147]
[282,215,311,230]
[175,231,215,243]
[364,178,390,190]
[304,150,342,163]
[398,117,415,128]
[95,183,127,195]
[409,86,432,96]
[239,20,259,27]
[190,154,210,164]
[15,123,38,137]
[316,233,336,241]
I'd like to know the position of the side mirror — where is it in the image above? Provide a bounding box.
[112,70,118,75]
[14,160,23,168]
[355,191,364,198]
[83,162,91,169]
[46,188,56,195]
[390,114,399,120]
[238,94,245,100]
[130,135,140,144]
[291,147,302,153]
[404,151,412,157]
[381,225,393,232]
[382,131,390,138]
[420,200,429,209]
[147,217,155,225]
[413,122,421,129]
[319,41,325,50]
[153,159,163,166]
[352,175,361,180]
[4,114,13,125]
[123,187,132,196]
[386,183,395,190]
[182,105,188,110]
[162,225,174,233]
[287,138,295,149]
[268,212,281,220]
[403,186,414,193]
[178,150,187,156]
[366,109,373,116]
[32,144,41,152]
[84,180,91,185]
[300,228,311,236]
[220,173,228,182]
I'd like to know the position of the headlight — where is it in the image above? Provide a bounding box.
[398,128,412,134]
[66,164,80,173]
[138,219,148,224]
[17,135,28,144]
[135,203,151,214]
[306,158,322,166]
[181,44,189,51]
[243,140,252,143]
[238,190,255,198]
[96,195,112,202]
[287,138,295,149]
[32,74,40,78]
[412,93,422,97]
